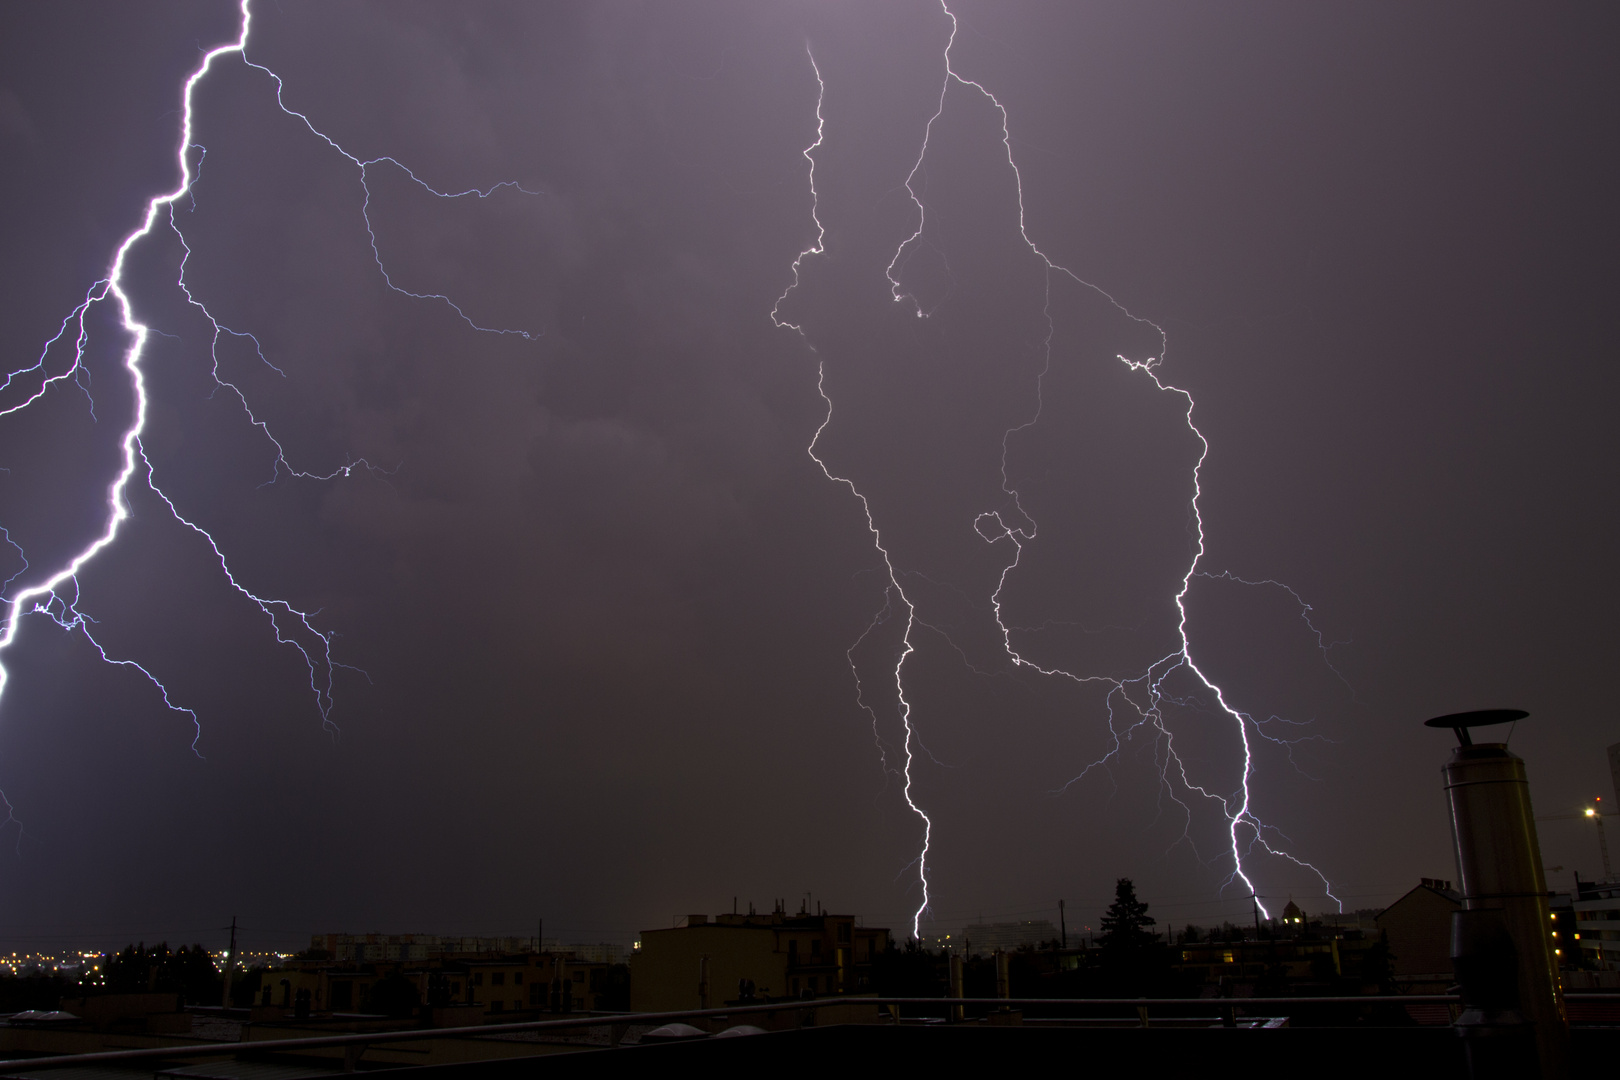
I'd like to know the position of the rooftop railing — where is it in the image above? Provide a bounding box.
[0,992,1616,1073]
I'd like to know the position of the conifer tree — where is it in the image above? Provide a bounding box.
[1097,878,1168,996]
[1099,878,1158,951]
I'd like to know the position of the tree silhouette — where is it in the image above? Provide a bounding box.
[871,939,945,1002]
[1360,931,1398,994]
[1099,879,1157,950]
[101,943,220,1005]
[1097,879,1169,996]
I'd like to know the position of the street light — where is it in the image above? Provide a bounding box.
[1537,798,1616,882]
[1587,800,1611,880]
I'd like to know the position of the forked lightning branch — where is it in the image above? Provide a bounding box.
[772,1,1340,937]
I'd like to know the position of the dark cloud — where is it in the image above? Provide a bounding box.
[0,89,35,145]
[0,0,1614,949]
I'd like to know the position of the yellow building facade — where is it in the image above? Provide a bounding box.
[630,910,889,1013]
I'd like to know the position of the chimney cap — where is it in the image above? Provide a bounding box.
[1423,709,1528,746]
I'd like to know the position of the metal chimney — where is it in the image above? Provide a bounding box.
[1426,709,1567,1079]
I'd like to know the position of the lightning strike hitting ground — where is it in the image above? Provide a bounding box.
[773,48,936,934]
[0,0,537,763]
[780,2,1342,934]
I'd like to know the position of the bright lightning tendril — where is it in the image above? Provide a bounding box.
[772,49,936,936]
[0,0,538,780]
[777,3,1340,937]
[10,0,1342,927]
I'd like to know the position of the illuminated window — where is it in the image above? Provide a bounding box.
[1223,951,1235,964]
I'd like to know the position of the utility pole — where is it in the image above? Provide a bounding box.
[221,916,238,1009]
[1252,895,1261,941]
[1058,900,1067,949]
[948,953,964,1023]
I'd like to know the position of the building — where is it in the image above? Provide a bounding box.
[272,938,613,1016]
[1315,909,1381,933]
[559,942,629,965]
[630,908,890,1012]
[1375,879,1461,987]
[308,934,440,963]
[303,934,628,969]
[1173,937,1352,983]
[457,955,609,1014]
[307,935,549,963]
[1572,876,1620,972]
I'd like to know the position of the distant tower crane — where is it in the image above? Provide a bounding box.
[1537,796,1616,880]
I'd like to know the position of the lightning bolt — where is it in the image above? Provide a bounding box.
[773,48,935,936]
[770,47,825,338]
[1196,569,1355,691]
[779,3,1341,933]
[0,1,537,760]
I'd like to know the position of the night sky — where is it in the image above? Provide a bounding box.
[0,1,1615,952]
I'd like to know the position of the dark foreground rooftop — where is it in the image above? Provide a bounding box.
[4,999,1616,1080]
[370,1024,1614,1080]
